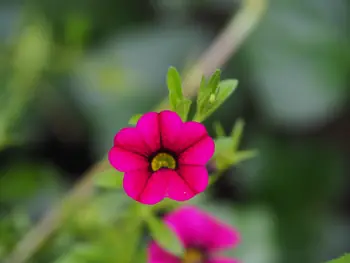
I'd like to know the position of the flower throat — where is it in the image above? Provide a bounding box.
[151,152,176,172]
[182,248,206,263]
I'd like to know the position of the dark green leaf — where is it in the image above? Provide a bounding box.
[94,169,123,189]
[128,114,142,125]
[146,214,184,256]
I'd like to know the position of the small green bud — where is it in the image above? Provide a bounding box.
[209,93,216,103]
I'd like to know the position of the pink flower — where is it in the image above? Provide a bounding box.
[148,206,240,263]
[108,110,215,205]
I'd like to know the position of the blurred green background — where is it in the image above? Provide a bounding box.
[0,0,349,263]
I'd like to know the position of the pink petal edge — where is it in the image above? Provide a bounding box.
[167,121,209,154]
[108,147,148,172]
[159,110,183,150]
[123,169,150,202]
[208,258,240,263]
[167,170,196,202]
[139,169,170,205]
[164,206,240,250]
[177,165,209,193]
[114,127,151,156]
[148,241,180,263]
[136,112,161,153]
[178,136,215,166]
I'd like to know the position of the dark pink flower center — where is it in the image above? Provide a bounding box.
[182,247,207,263]
[150,152,177,172]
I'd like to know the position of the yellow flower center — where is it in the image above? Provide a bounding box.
[151,152,176,172]
[182,248,206,263]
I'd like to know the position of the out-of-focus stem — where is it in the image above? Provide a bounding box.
[5,1,268,263]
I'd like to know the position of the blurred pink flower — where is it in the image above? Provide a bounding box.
[108,110,215,205]
[148,206,240,263]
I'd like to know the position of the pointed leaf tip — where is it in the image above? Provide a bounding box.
[167,67,183,111]
[147,214,184,257]
[128,114,142,125]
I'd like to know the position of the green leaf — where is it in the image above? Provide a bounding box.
[195,78,238,122]
[94,169,123,189]
[117,207,143,263]
[213,121,226,137]
[211,79,238,111]
[167,67,183,111]
[207,69,221,94]
[132,248,147,263]
[214,137,233,157]
[233,150,259,164]
[175,98,192,121]
[327,254,350,263]
[73,244,106,261]
[128,114,142,125]
[231,118,245,152]
[213,137,235,170]
[196,70,220,115]
[146,214,184,256]
[197,75,207,99]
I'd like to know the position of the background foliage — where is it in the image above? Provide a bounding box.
[0,0,349,263]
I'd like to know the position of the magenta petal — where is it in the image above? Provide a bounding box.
[114,127,150,156]
[139,169,170,205]
[170,121,208,154]
[164,206,240,250]
[177,165,209,193]
[208,258,240,263]
[178,136,215,165]
[148,241,180,263]
[123,169,150,201]
[167,170,196,202]
[108,147,148,172]
[136,112,161,153]
[159,111,183,150]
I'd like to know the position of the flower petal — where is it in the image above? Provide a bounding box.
[167,170,196,202]
[169,121,208,154]
[123,169,150,201]
[208,258,240,263]
[177,165,209,193]
[114,127,151,156]
[159,110,183,150]
[139,169,170,205]
[178,137,215,165]
[148,241,180,263]
[136,112,161,153]
[108,147,148,172]
[164,206,240,250]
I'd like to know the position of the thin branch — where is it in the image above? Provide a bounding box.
[5,1,267,262]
